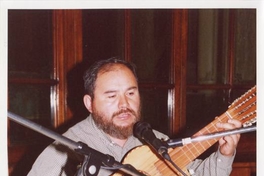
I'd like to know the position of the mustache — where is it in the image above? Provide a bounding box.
[112,108,137,118]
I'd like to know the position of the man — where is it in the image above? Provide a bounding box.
[28,58,241,176]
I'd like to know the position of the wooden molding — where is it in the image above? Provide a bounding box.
[52,10,83,127]
[170,9,188,135]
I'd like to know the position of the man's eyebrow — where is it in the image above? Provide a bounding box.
[104,86,138,94]
[104,90,117,94]
[127,86,138,91]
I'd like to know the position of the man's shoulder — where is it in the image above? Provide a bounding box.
[69,116,91,130]
[62,115,94,140]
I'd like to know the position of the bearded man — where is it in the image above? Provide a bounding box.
[28,58,241,176]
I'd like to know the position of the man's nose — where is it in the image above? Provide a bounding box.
[118,95,129,109]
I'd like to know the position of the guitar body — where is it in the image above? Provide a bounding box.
[117,145,168,176]
[114,145,186,176]
[113,86,256,176]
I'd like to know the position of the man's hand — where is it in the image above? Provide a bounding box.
[216,119,242,157]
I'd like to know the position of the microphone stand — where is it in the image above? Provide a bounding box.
[8,111,145,176]
[166,125,256,148]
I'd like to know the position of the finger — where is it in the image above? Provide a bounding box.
[216,122,235,130]
[219,136,237,156]
[223,135,237,147]
[228,119,242,128]
[220,131,240,148]
[216,119,242,130]
[218,137,226,146]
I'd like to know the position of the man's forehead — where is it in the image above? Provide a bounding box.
[95,64,137,89]
[98,64,130,76]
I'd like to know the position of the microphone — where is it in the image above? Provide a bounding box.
[133,121,171,161]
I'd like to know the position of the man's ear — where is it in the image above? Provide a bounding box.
[83,95,93,113]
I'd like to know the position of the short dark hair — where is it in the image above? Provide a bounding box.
[83,57,138,99]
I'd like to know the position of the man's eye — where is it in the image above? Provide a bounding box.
[108,95,116,98]
[128,92,134,96]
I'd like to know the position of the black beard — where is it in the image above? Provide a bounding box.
[92,108,141,139]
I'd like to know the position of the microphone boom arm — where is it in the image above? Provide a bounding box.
[166,125,256,148]
[8,111,146,176]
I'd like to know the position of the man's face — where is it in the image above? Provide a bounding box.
[89,64,141,139]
